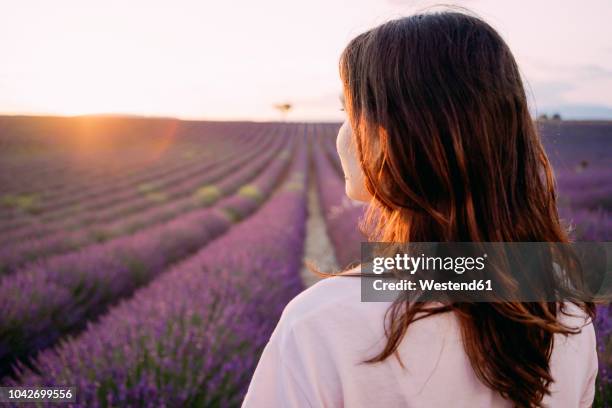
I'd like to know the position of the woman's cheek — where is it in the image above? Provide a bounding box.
[341,150,370,202]
[345,165,371,202]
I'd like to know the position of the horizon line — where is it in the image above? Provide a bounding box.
[1,112,612,124]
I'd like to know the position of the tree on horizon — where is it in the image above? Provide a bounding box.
[274,103,292,121]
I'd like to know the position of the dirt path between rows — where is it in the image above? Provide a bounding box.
[300,165,338,288]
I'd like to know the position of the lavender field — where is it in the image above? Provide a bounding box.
[0,116,610,406]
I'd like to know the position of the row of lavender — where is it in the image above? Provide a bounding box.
[8,134,309,407]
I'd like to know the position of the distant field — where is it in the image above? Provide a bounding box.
[0,116,610,406]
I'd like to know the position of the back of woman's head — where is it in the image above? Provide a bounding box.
[338,9,595,407]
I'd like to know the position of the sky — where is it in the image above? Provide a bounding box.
[0,0,611,121]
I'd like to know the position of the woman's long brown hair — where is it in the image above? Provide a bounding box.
[338,9,595,407]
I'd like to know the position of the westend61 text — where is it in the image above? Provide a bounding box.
[373,279,493,292]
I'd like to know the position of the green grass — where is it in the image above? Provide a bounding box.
[237,185,262,202]
[0,193,41,214]
[193,185,222,205]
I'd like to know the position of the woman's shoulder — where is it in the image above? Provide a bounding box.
[555,302,596,341]
[279,265,367,329]
[554,302,596,352]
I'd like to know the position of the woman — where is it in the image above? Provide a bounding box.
[243,9,597,408]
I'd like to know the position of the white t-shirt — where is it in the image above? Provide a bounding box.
[242,273,598,407]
